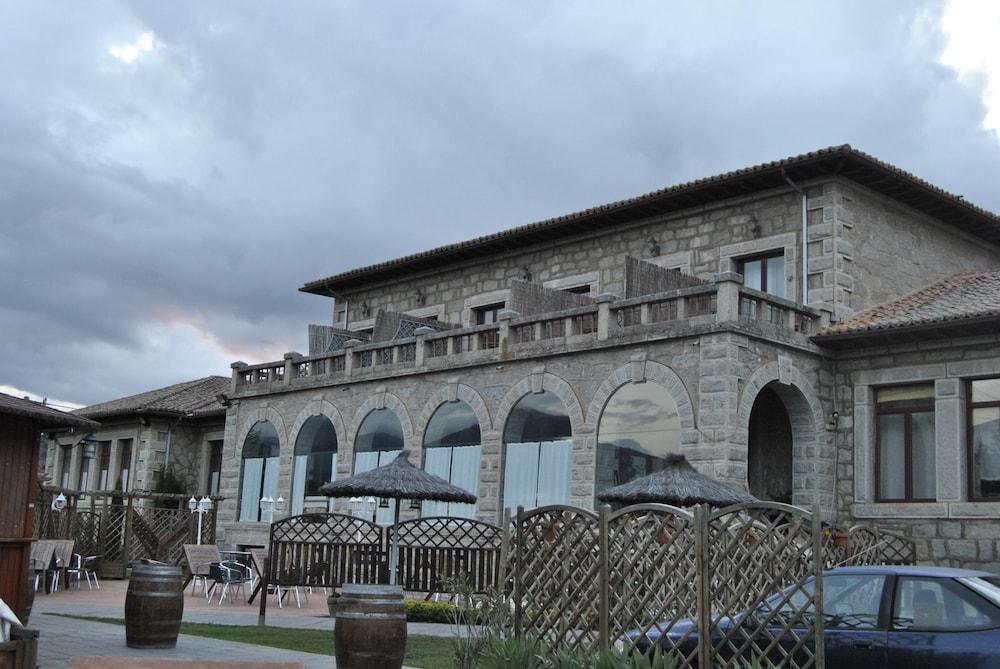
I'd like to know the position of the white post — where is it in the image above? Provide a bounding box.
[389,498,401,586]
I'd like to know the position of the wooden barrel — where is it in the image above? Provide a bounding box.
[334,584,406,669]
[124,563,184,648]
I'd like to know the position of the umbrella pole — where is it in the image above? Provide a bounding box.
[389,498,401,586]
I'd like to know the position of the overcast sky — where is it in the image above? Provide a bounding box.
[2,1,999,408]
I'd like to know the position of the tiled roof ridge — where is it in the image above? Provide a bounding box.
[301,144,1000,293]
[819,269,1000,337]
[74,375,229,417]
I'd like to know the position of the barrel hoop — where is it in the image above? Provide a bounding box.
[128,592,183,598]
[335,612,407,620]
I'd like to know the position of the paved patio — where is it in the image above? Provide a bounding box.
[28,579,452,668]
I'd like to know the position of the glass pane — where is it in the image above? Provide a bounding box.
[292,455,307,516]
[894,577,1000,630]
[536,439,571,507]
[421,448,452,517]
[355,409,404,453]
[878,414,905,499]
[876,385,934,405]
[972,378,1000,404]
[911,411,936,499]
[424,402,481,449]
[742,259,762,291]
[503,392,571,443]
[596,382,681,496]
[294,415,338,456]
[972,407,1000,499]
[240,458,264,522]
[448,445,481,518]
[823,574,886,629]
[766,255,785,298]
[243,421,280,459]
[503,442,540,514]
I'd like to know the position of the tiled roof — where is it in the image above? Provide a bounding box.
[0,392,98,428]
[301,145,1000,295]
[816,271,1000,340]
[74,376,230,420]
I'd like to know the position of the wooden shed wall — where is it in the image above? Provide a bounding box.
[0,416,40,622]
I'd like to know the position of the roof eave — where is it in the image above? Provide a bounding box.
[813,313,1000,349]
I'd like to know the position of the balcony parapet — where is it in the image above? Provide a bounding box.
[232,284,826,395]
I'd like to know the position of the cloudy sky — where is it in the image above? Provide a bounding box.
[2,1,999,408]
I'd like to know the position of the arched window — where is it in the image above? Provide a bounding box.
[595,382,680,497]
[291,415,338,515]
[502,391,572,513]
[239,421,280,522]
[422,402,481,519]
[354,409,404,524]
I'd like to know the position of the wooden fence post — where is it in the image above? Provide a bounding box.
[123,494,134,567]
[598,504,610,651]
[812,505,825,669]
[694,504,711,669]
[513,506,524,640]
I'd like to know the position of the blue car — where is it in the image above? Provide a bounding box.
[626,566,1000,667]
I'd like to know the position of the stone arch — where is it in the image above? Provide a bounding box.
[737,358,831,511]
[235,405,288,453]
[495,371,585,438]
[584,359,697,436]
[414,383,492,466]
[349,391,414,447]
[288,400,347,450]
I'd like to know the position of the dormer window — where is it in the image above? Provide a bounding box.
[740,252,785,299]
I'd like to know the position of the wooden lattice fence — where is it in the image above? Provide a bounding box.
[34,486,220,577]
[507,502,918,668]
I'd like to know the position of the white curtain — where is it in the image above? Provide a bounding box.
[536,440,571,507]
[240,458,264,522]
[263,456,280,500]
[449,445,481,518]
[422,448,452,517]
[291,455,308,516]
[878,415,905,499]
[503,442,540,515]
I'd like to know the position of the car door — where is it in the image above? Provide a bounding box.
[887,576,1000,669]
[821,573,889,667]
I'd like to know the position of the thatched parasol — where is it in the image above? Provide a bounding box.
[596,453,756,507]
[320,449,476,585]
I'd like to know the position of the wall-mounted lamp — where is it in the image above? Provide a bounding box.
[415,289,426,306]
[748,214,762,239]
[825,410,840,432]
[518,266,532,282]
[216,393,231,408]
[360,301,371,318]
[647,237,660,257]
[51,492,67,512]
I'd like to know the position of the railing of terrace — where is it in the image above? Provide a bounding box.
[232,277,825,393]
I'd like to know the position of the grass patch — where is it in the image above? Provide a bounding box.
[47,613,452,669]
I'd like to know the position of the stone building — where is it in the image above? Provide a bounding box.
[43,376,228,498]
[91,146,1000,569]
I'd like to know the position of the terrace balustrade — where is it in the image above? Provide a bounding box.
[231,275,826,395]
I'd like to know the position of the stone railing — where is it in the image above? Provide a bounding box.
[231,274,826,394]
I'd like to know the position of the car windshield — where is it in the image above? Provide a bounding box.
[960,576,1000,608]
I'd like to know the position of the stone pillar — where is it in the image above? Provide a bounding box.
[414,326,435,366]
[342,339,358,375]
[595,294,615,341]
[935,378,966,502]
[697,332,745,488]
[713,272,743,322]
[230,361,247,394]
[282,352,301,385]
[498,310,516,358]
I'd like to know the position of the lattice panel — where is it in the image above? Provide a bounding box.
[607,505,699,667]
[129,506,191,563]
[514,506,602,653]
[102,505,127,565]
[269,513,384,588]
[394,517,504,593]
[71,511,101,557]
[706,504,822,669]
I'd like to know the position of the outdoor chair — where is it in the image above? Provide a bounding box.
[80,555,101,589]
[65,554,82,589]
[209,560,251,605]
[271,566,303,609]
[183,543,222,598]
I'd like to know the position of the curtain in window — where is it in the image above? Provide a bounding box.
[448,445,481,518]
[536,440,571,507]
[292,455,308,516]
[973,408,1000,498]
[240,458,264,522]
[421,448,452,517]
[878,414,905,499]
[503,442,540,514]
[353,450,401,524]
[911,412,936,499]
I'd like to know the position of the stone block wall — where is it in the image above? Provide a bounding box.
[835,332,1000,571]
[216,326,831,548]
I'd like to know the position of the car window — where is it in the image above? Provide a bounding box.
[823,574,885,630]
[893,577,1000,631]
[759,574,884,630]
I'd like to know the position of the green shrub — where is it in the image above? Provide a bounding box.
[404,599,459,624]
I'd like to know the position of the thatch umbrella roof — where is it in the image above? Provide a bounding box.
[597,453,756,507]
[319,449,476,503]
